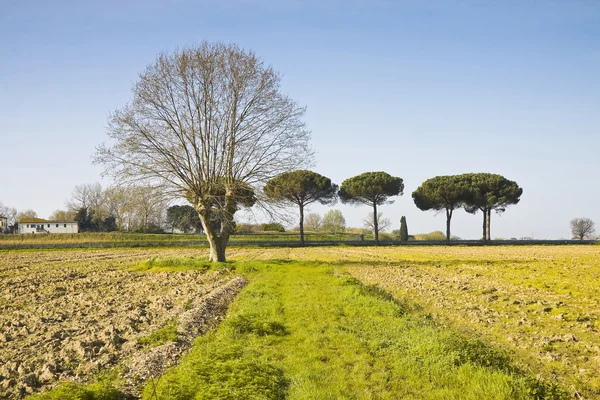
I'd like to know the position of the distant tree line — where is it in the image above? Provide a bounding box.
[53,183,168,233]
[234,222,286,234]
[263,170,525,245]
[5,174,597,243]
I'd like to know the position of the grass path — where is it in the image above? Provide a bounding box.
[144,260,563,399]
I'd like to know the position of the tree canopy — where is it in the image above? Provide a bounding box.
[95,42,312,261]
[304,213,322,232]
[322,210,346,234]
[166,205,203,233]
[264,170,337,245]
[461,173,523,241]
[570,218,595,240]
[363,212,391,234]
[339,172,403,244]
[16,210,38,221]
[412,175,469,241]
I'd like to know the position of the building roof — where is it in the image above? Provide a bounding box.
[18,218,78,224]
[18,218,48,223]
[0,215,7,219]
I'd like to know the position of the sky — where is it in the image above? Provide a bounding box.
[1,0,599,239]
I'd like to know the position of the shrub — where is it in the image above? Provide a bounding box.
[235,223,255,234]
[413,231,446,241]
[378,232,396,241]
[261,222,285,232]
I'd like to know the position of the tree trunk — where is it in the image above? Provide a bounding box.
[299,204,305,246]
[445,208,452,242]
[200,217,229,262]
[196,192,236,262]
[486,209,492,241]
[209,236,227,262]
[481,208,487,242]
[373,203,379,245]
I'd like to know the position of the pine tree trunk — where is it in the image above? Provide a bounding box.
[445,209,452,242]
[299,204,305,246]
[486,209,492,241]
[482,208,487,242]
[373,203,379,245]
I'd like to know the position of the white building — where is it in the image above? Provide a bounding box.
[0,215,7,233]
[18,218,79,234]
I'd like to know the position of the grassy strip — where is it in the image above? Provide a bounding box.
[131,256,214,273]
[143,260,567,399]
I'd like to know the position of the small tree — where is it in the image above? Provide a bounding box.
[16,209,38,221]
[66,183,105,220]
[49,210,76,222]
[99,216,118,232]
[304,213,322,232]
[339,172,404,245]
[264,170,337,245]
[400,216,408,241]
[74,208,97,232]
[363,212,391,234]
[570,218,595,240]
[0,202,18,230]
[322,210,346,234]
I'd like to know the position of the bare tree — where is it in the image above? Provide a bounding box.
[67,183,105,215]
[0,202,17,227]
[95,42,312,261]
[103,186,131,230]
[322,210,346,234]
[49,210,76,221]
[132,186,168,232]
[304,213,322,231]
[570,218,596,240]
[363,211,391,233]
[16,209,38,221]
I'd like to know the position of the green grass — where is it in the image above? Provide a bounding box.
[131,256,215,273]
[28,372,125,400]
[142,259,566,400]
[138,319,179,348]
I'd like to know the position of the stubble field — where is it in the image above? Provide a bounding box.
[0,248,245,399]
[1,244,598,399]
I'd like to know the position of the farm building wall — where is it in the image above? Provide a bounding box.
[18,221,79,234]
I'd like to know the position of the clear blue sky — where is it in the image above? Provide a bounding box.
[1,0,599,239]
